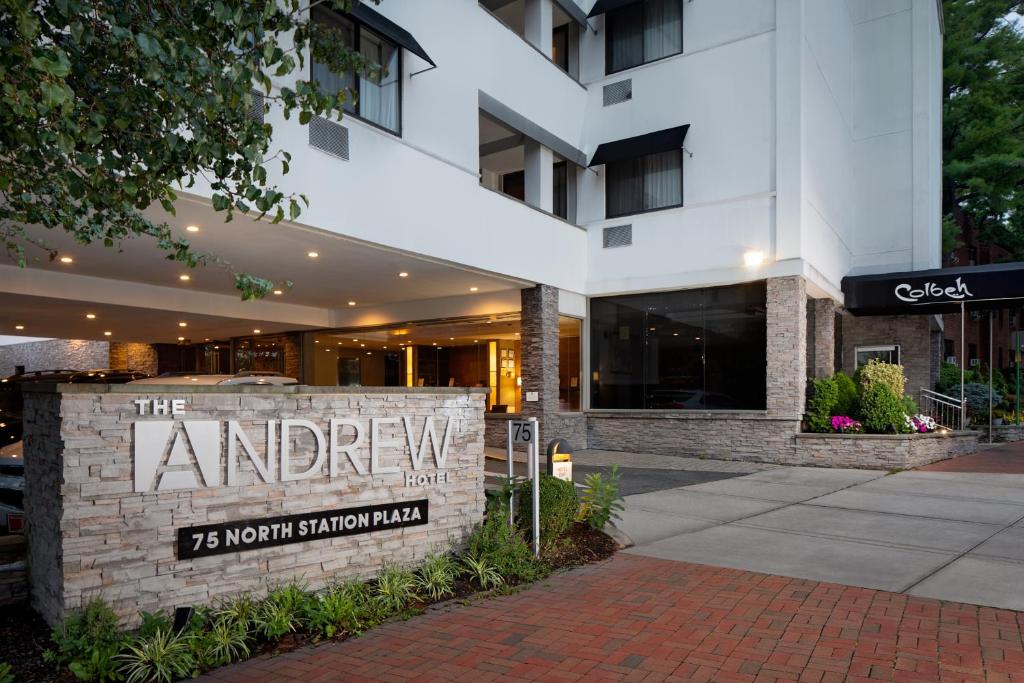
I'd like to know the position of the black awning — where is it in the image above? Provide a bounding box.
[588,124,690,167]
[842,262,1024,315]
[351,3,435,67]
[587,0,642,18]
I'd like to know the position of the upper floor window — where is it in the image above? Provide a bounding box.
[606,0,683,75]
[606,149,682,217]
[311,7,401,135]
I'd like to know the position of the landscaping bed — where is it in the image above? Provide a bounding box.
[2,470,623,683]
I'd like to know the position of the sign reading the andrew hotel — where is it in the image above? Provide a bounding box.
[178,499,428,559]
[131,398,452,492]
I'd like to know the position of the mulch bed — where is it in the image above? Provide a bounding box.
[3,524,617,682]
[0,601,68,683]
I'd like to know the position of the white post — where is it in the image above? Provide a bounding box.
[530,417,540,557]
[507,421,515,527]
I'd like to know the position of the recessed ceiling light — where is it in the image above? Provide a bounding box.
[366,352,372,355]
[469,287,479,292]
[59,256,73,264]
[473,339,479,343]
[315,340,320,343]
[186,225,200,233]
[104,331,112,336]
[399,272,409,278]
[352,338,358,342]
[307,251,319,258]
[743,249,766,268]
[360,344,365,347]
[178,321,187,327]
[347,301,356,306]
[449,337,455,340]
[253,329,261,334]
[86,313,96,319]
[383,346,388,349]
[204,338,210,342]
[432,342,437,346]
[179,274,191,281]
[273,289,283,295]
[15,325,24,331]
[177,336,185,341]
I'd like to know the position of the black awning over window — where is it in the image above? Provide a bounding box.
[842,262,1024,315]
[587,0,643,18]
[351,4,435,67]
[588,124,690,167]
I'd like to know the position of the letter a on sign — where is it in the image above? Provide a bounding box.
[133,421,221,492]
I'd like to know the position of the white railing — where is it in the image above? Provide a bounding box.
[919,388,964,431]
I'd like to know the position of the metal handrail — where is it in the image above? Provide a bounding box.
[919,388,963,431]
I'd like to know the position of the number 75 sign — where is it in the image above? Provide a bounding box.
[509,420,535,444]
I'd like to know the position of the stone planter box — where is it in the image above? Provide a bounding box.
[793,431,980,470]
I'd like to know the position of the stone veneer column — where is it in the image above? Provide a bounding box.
[519,285,560,445]
[811,298,837,378]
[767,276,808,419]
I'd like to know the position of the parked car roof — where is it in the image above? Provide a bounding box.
[128,372,298,386]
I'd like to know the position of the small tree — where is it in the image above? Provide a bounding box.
[1,0,381,299]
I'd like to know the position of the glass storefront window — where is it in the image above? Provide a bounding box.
[590,282,767,410]
[234,336,290,375]
[559,316,582,411]
[304,315,522,413]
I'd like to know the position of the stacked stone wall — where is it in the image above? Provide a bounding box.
[0,339,109,376]
[22,385,486,627]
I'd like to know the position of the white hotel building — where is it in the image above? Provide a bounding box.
[1,0,944,460]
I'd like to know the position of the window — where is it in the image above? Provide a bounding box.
[552,25,569,71]
[559,316,582,411]
[311,7,401,135]
[606,0,683,74]
[553,161,568,219]
[590,282,767,410]
[606,149,682,217]
[855,345,900,368]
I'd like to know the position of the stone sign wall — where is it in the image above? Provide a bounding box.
[22,385,486,627]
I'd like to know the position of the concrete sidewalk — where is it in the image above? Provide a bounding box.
[622,465,1024,611]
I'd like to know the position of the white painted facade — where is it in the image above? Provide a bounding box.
[0,0,942,348]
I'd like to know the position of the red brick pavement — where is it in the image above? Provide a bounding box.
[200,554,1024,682]
[919,440,1024,473]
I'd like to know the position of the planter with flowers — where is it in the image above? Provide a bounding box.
[797,360,978,469]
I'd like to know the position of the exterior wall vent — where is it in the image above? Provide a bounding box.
[247,90,265,125]
[309,116,350,161]
[603,79,632,106]
[603,224,632,248]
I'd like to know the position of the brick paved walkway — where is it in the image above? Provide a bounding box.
[201,554,1024,682]
[920,440,1024,473]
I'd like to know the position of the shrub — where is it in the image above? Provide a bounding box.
[517,475,578,547]
[461,555,503,590]
[306,588,361,639]
[861,384,909,434]
[188,617,249,671]
[374,564,419,613]
[833,372,858,418]
[0,663,12,683]
[415,554,458,601]
[118,628,194,683]
[964,382,1002,420]
[466,499,548,583]
[43,598,127,682]
[856,358,906,399]
[214,594,257,634]
[253,599,300,641]
[901,394,919,416]
[805,376,838,432]
[578,464,624,531]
